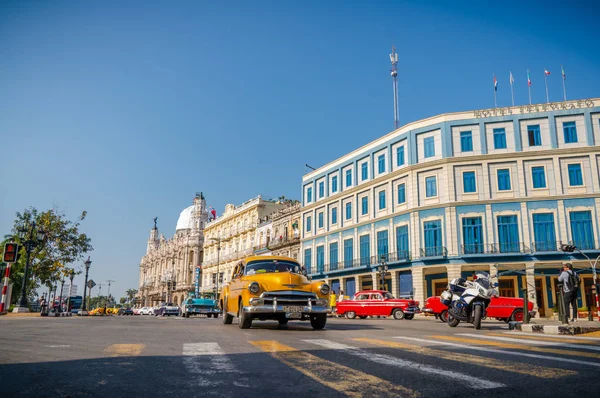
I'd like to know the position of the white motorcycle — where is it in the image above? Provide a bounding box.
[440,271,497,330]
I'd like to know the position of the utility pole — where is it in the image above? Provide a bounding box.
[107,280,115,303]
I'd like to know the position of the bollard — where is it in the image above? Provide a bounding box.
[557,283,568,324]
[522,288,529,324]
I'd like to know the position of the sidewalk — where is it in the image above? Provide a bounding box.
[510,317,600,335]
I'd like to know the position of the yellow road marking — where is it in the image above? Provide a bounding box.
[104,344,145,357]
[490,332,600,345]
[352,338,575,378]
[431,336,600,360]
[250,340,419,398]
[580,331,600,338]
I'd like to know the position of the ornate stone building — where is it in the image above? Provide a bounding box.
[254,201,302,259]
[139,193,208,306]
[201,195,286,296]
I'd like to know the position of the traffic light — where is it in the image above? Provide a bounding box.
[3,242,19,263]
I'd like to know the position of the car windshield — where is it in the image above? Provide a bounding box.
[245,260,302,275]
[384,292,394,299]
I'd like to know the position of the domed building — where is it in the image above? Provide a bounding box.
[138,193,208,307]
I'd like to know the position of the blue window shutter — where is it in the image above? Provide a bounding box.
[527,125,541,146]
[359,235,370,266]
[463,171,476,193]
[318,182,324,198]
[395,226,409,259]
[398,184,406,204]
[331,208,337,224]
[361,197,368,215]
[563,121,578,143]
[331,176,337,193]
[378,191,386,210]
[497,215,519,252]
[532,213,556,251]
[462,217,483,254]
[378,154,385,173]
[568,164,583,186]
[570,211,595,250]
[425,176,437,197]
[497,169,511,191]
[423,220,442,256]
[345,202,352,220]
[307,187,312,202]
[346,169,352,187]
[343,238,353,268]
[361,163,368,180]
[304,248,312,273]
[318,212,323,228]
[306,216,311,232]
[493,128,507,149]
[316,246,324,273]
[424,137,435,158]
[460,131,473,152]
[397,146,405,166]
[531,166,546,188]
[376,230,389,257]
[329,242,338,271]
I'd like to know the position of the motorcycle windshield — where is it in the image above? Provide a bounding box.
[476,279,490,289]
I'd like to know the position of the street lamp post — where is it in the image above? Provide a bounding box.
[13,222,46,313]
[79,257,92,315]
[561,244,600,321]
[378,255,388,291]
[59,274,66,313]
[68,269,75,312]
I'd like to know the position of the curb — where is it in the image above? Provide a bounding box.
[511,321,600,335]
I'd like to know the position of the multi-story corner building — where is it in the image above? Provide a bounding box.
[252,201,302,258]
[201,195,286,295]
[268,201,302,259]
[301,98,600,317]
[139,193,208,307]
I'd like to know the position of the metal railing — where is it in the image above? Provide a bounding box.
[420,246,448,258]
[531,241,560,252]
[497,242,529,254]
[567,241,596,251]
[268,236,300,250]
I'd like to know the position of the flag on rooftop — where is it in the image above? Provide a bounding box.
[493,75,498,91]
[544,69,551,76]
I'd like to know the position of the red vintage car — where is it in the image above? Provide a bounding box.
[422,295,535,323]
[336,290,420,320]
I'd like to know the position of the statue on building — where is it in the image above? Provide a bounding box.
[153,217,158,230]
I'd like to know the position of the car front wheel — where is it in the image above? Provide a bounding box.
[392,309,405,320]
[310,314,327,330]
[346,311,356,319]
[222,298,233,325]
[238,302,252,329]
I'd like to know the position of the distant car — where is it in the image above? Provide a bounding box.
[422,295,535,323]
[182,296,221,318]
[335,290,420,320]
[132,308,141,315]
[155,303,180,317]
[119,308,134,316]
[139,307,152,315]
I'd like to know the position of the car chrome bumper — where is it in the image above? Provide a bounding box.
[421,307,434,313]
[243,304,330,314]
[405,307,421,314]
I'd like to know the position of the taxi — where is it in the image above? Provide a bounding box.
[219,256,331,329]
[335,290,420,320]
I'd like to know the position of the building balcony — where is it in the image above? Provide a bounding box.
[268,236,300,250]
[420,246,448,258]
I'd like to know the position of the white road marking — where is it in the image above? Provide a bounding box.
[182,343,249,388]
[458,333,600,352]
[506,331,600,341]
[394,336,600,368]
[46,345,70,348]
[303,339,505,390]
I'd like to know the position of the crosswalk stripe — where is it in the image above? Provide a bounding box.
[104,344,145,357]
[304,339,505,390]
[182,343,249,388]
[428,335,600,361]
[395,337,600,368]
[459,333,600,353]
[506,331,600,342]
[488,332,600,347]
[250,340,419,398]
[352,337,575,378]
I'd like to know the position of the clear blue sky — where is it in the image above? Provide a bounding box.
[2,0,599,300]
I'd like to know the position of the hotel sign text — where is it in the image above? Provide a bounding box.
[473,99,595,118]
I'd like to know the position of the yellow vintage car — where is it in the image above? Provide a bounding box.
[220,256,331,329]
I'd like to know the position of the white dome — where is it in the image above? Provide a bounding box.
[175,205,195,231]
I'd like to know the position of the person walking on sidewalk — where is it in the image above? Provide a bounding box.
[558,263,580,322]
[329,290,337,316]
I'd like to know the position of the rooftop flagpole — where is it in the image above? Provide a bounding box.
[527,69,532,105]
[544,68,550,103]
[509,71,515,107]
[561,65,567,101]
[493,74,497,108]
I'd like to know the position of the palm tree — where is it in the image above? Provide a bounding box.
[126,289,138,304]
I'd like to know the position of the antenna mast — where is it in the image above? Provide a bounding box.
[389,45,399,129]
[106,280,115,298]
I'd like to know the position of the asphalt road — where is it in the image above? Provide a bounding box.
[1,314,598,397]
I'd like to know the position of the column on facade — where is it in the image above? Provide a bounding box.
[556,200,569,243]
[410,212,420,259]
[520,203,531,249]
[390,271,399,297]
[412,266,425,308]
[371,272,379,290]
[485,204,494,250]
[446,264,462,282]
[445,206,458,256]
[525,262,539,317]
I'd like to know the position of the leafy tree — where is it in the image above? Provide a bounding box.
[119,297,126,304]
[126,288,138,303]
[1,207,93,304]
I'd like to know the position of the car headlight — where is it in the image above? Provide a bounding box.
[248,282,260,294]
[319,283,330,296]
